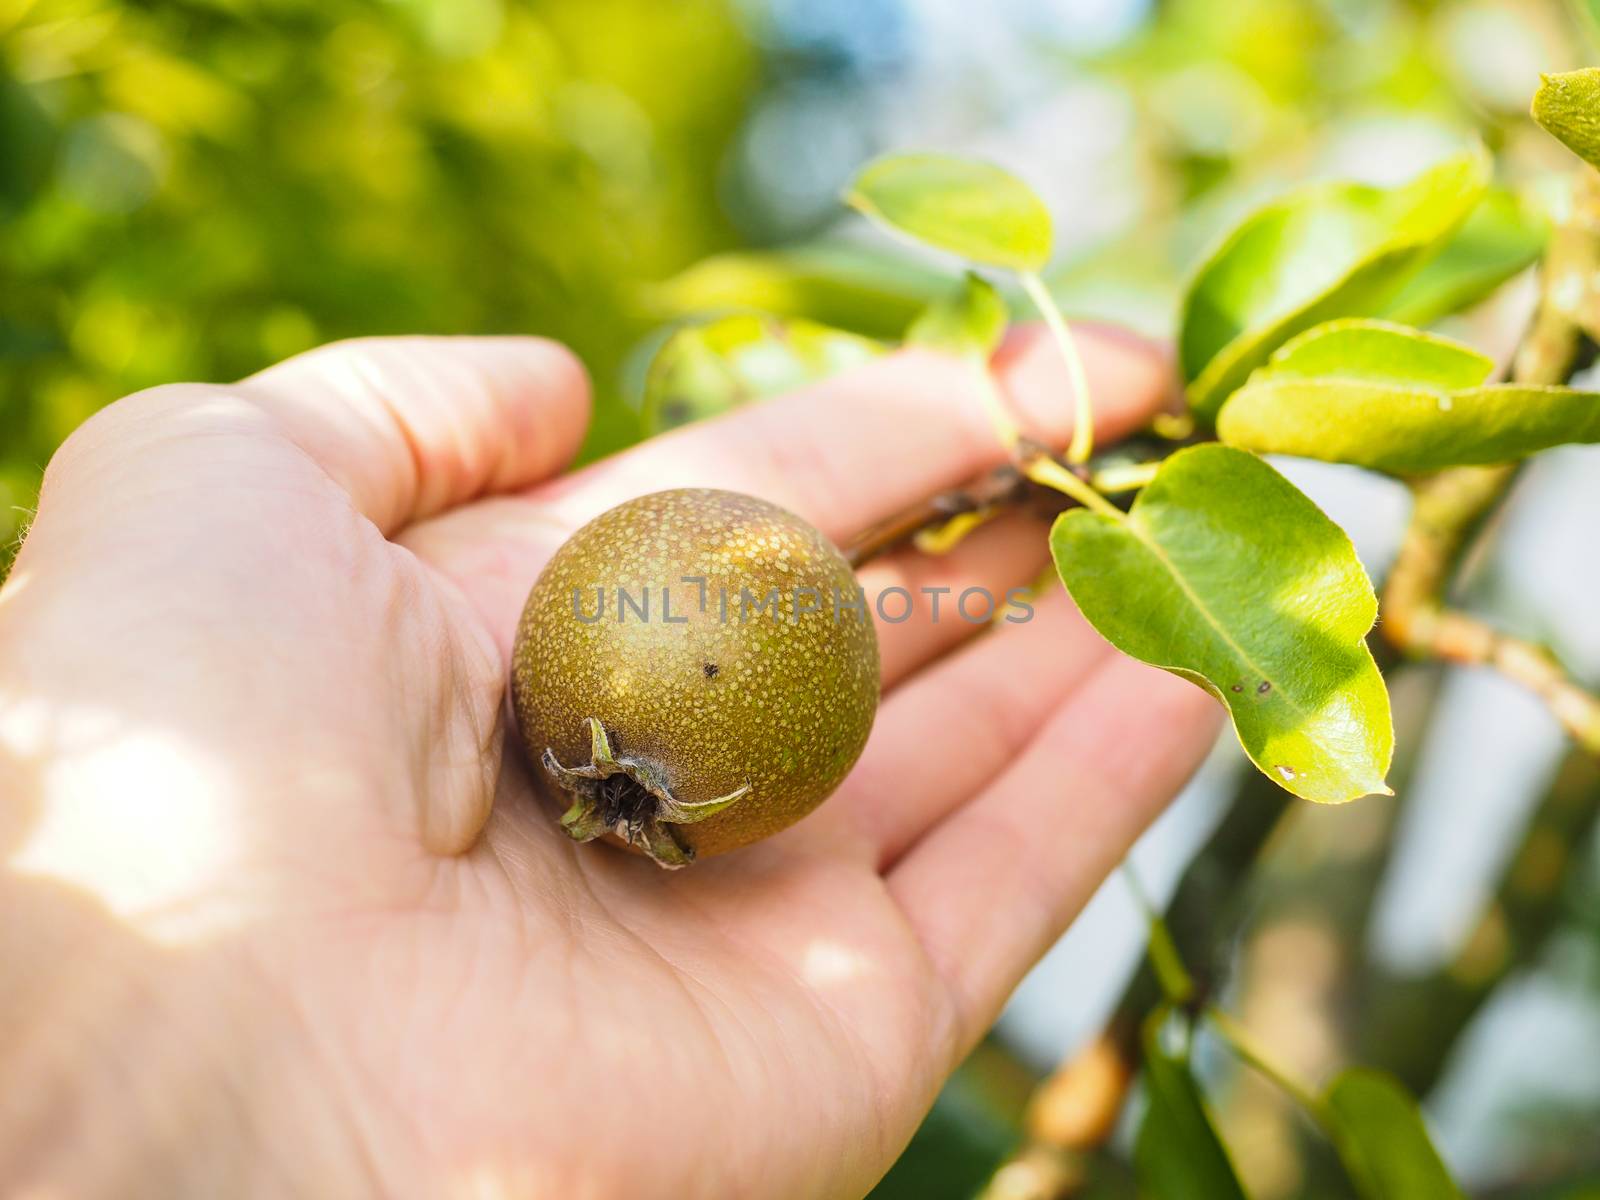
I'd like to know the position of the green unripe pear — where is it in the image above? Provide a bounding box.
[510,488,879,868]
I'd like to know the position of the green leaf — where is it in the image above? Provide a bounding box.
[1050,444,1393,803]
[845,153,1053,272]
[1325,1069,1463,1200]
[1382,188,1547,326]
[1180,149,1489,422]
[906,272,1008,358]
[641,314,884,434]
[1220,381,1600,473]
[641,245,935,339]
[1254,319,1494,390]
[1217,320,1600,473]
[1135,1008,1249,1200]
[1533,69,1600,170]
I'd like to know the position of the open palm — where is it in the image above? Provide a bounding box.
[0,330,1218,1199]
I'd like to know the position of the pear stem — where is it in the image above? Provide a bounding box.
[1023,454,1121,519]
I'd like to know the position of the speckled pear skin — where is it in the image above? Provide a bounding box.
[510,488,880,864]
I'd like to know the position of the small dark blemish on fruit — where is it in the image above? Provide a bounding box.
[703,662,720,679]
[1257,681,1272,695]
[1230,683,1244,693]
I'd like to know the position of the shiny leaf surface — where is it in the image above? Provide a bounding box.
[845,153,1053,272]
[1180,150,1489,421]
[1051,444,1393,802]
[1217,320,1600,472]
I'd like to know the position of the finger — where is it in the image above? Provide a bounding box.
[536,323,1172,542]
[855,512,1054,689]
[406,323,1169,654]
[244,335,591,535]
[822,590,1113,865]
[887,655,1222,1050]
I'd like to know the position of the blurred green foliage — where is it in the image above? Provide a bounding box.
[641,312,883,434]
[0,0,758,562]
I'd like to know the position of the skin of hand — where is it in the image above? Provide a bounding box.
[0,326,1221,1200]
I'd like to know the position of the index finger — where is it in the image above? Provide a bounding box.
[536,323,1175,543]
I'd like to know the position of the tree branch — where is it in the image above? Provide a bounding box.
[1515,169,1600,378]
[1380,464,1600,755]
[842,435,1185,568]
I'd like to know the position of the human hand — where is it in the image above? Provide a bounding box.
[0,328,1220,1198]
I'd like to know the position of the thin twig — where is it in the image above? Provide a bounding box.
[842,461,1034,569]
[1370,461,1600,757]
[1514,170,1600,381]
[1423,615,1600,752]
[1024,453,1122,519]
[843,436,1180,568]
